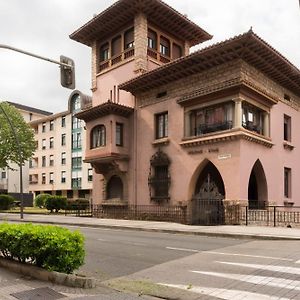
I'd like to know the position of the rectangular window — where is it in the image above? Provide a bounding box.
[284,115,291,142]
[72,157,82,169]
[49,155,54,167]
[88,168,93,182]
[49,172,54,184]
[61,152,66,165]
[72,132,82,149]
[191,102,234,136]
[42,156,46,167]
[42,173,46,184]
[124,28,134,49]
[42,122,46,133]
[72,116,81,129]
[61,134,66,146]
[156,112,168,139]
[50,120,54,131]
[1,171,6,179]
[148,29,157,50]
[160,36,170,56]
[61,171,66,183]
[61,116,66,127]
[284,167,291,198]
[42,139,46,150]
[100,43,109,61]
[49,137,54,149]
[116,123,123,146]
[29,159,33,169]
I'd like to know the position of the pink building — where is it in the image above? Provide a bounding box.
[71,0,300,224]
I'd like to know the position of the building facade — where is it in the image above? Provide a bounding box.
[0,102,52,195]
[71,0,300,223]
[28,91,93,200]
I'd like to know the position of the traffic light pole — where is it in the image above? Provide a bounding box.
[0,44,72,69]
[0,44,75,219]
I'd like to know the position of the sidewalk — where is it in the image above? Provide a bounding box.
[1,213,300,240]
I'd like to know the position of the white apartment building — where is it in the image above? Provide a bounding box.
[0,102,52,196]
[28,91,93,200]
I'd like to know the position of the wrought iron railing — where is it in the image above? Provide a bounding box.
[195,121,233,135]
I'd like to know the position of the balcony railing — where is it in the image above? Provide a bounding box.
[147,48,170,64]
[242,121,262,135]
[194,121,233,136]
[99,48,135,72]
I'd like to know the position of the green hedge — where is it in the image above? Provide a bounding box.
[66,198,90,210]
[0,194,15,210]
[0,223,85,273]
[45,196,67,212]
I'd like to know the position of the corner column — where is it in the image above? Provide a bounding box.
[134,13,148,74]
[234,98,243,128]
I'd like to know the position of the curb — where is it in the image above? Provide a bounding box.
[0,257,96,289]
[3,217,300,241]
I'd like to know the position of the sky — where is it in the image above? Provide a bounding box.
[0,0,299,113]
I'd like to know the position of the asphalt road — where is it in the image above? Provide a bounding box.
[68,225,247,281]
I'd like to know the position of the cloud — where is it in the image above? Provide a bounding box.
[0,0,299,113]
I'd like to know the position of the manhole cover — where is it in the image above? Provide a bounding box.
[11,287,66,300]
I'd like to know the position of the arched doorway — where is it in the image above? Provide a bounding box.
[248,160,267,209]
[107,175,123,199]
[192,161,225,225]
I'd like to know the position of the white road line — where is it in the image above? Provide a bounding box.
[160,283,290,300]
[205,251,293,261]
[97,238,107,242]
[191,270,300,290]
[166,247,199,253]
[216,261,300,275]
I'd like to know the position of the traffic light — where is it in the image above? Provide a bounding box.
[60,55,75,89]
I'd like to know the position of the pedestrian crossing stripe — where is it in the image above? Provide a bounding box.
[191,270,300,290]
[160,283,290,300]
[215,261,300,275]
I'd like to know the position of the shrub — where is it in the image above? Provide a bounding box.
[34,193,51,208]
[0,194,15,210]
[45,196,67,213]
[66,198,90,210]
[0,223,85,273]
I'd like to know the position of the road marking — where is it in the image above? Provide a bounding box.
[205,251,293,261]
[160,284,290,300]
[296,259,300,264]
[191,270,300,290]
[216,261,300,275]
[97,238,107,242]
[166,247,199,253]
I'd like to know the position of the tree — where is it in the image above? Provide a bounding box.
[0,102,35,169]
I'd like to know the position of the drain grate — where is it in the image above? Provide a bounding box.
[11,287,66,300]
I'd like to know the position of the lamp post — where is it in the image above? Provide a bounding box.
[0,104,24,219]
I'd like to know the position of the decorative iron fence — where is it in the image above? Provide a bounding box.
[64,203,300,227]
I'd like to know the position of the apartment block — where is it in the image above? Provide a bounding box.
[29,91,93,200]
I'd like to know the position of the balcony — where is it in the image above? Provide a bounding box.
[99,48,135,72]
[194,121,233,136]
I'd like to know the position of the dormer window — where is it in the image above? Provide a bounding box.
[124,28,134,49]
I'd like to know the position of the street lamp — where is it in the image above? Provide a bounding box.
[0,104,24,219]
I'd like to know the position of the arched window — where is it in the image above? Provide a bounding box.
[91,125,106,148]
[72,94,81,112]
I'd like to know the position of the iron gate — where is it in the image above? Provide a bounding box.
[191,174,225,225]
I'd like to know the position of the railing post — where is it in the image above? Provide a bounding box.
[246,206,248,226]
[273,206,276,227]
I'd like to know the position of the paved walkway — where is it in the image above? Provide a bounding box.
[1,212,300,240]
[0,213,300,299]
